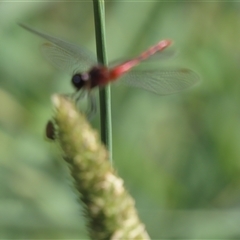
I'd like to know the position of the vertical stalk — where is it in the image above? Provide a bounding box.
[92,0,112,163]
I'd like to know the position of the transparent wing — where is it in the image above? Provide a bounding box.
[140,48,177,62]
[40,43,94,73]
[120,68,200,95]
[19,23,97,73]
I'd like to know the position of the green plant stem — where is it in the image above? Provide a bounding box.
[92,0,112,163]
[52,94,150,240]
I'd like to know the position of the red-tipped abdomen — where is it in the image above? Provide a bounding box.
[109,39,172,82]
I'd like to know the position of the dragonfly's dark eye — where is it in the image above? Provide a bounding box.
[71,74,88,90]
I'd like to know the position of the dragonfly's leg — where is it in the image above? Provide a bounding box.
[62,90,96,119]
[65,90,85,102]
[86,91,97,120]
[76,90,87,101]
[61,92,72,99]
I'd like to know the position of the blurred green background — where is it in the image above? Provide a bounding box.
[1,1,240,239]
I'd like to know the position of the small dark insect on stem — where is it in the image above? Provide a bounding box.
[92,0,113,163]
[45,120,56,141]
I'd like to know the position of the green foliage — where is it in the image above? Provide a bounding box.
[1,2,240,239]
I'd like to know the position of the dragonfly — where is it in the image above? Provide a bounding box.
[19,23,199,119]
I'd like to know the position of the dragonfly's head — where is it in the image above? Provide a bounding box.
[71,73,90,90]
[72,66,108,90]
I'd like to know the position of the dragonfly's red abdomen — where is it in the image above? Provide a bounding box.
[109,60,139,81]
[109,67,124,80]
[108,40,172,82]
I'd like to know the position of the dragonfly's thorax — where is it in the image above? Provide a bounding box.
[88,66,109,88]
[71,66,109,90]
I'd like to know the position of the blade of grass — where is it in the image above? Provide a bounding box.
[92,0,112,163]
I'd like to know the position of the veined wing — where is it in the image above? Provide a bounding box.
[19,23,97,74]
[120,68,200,95]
